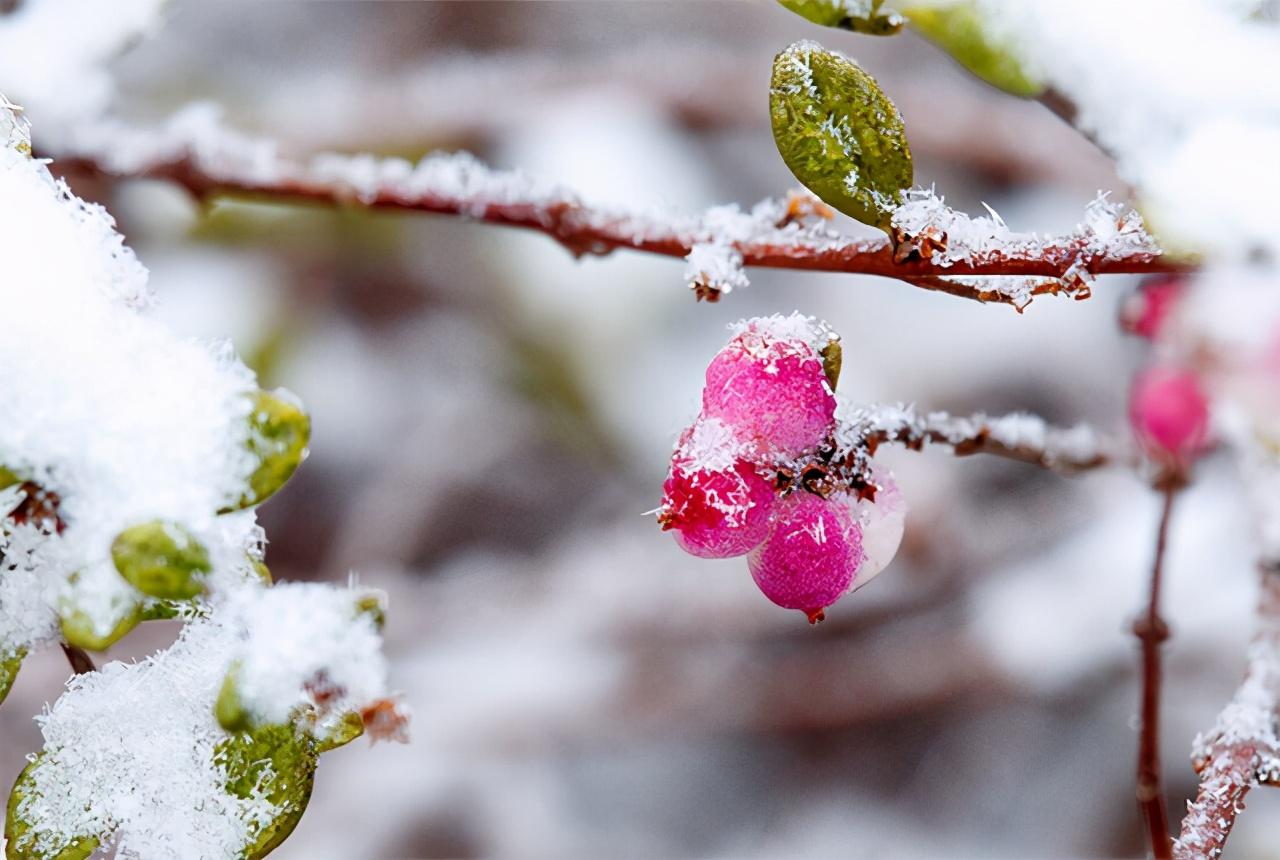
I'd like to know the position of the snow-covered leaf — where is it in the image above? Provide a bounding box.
[776,0,905,35]
[770,41,913,231]
[226,390,310,511]
[215,723,318,859]
[903,3,1043,97]
[111,520,212,600]
[0,647,24,706]
[4,757,100,860]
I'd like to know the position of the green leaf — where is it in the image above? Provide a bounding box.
[59,599,141,652]
[776,0,905,34]
[0,647,24,706]
[902,3,1043,97]
[0,466,21,491]
[819,339,843,390]
[111,520,211,600]
[216,723,319,859]
[224,390,310,512]
[215,662,252,733]
[5,756,101,860]
[770,41,913,231]
[315,710,365,754]
[354,594,386,632]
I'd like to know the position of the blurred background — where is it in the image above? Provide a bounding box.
[1,2,1274,857]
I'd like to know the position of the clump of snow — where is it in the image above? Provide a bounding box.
[227,582,392,725]
[967,0,1280,263]
[0,99,266,644]
[684,242,748,296]
[0,0,167,142]
[727,312,835,359]
[890,187,1158,270]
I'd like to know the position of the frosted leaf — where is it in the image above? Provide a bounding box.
[770,41,913,230]
[902,1,1043,96]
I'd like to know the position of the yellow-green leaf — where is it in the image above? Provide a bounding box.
[315,710,365,754]
[225,390,310,512]
[903,3,1043,97]
[216,723,318,859]
[5,756,101,860]
[111,520,211,600]
[770,41,913,231]
[0,647,24,706]
[215,663,252,733]
[776,0,905,34]
[59,603,140,652]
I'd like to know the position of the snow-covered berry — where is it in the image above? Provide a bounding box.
[702,314,837,458]
[1129,366,1210,467]
[659,417,776,558]
[747,492,864,622]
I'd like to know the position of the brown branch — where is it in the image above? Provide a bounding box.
[60,642,96,675]
[1135,485,1176,860]
[1174,567,1280,859]
[49,115,1192,305]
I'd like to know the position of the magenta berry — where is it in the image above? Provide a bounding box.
[660,418,776,558]
[1121,275,1185,340]
[1129,366,1210,467]
[748,492,864,622]
[702,316,837,458]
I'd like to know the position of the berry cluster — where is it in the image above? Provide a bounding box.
[658,315,906,622]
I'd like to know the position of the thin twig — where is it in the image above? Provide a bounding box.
[60,642,96,675]
[1135,484,1176,859]
[1173,566,1280,859]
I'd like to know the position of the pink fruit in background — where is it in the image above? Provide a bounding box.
[1129,366,1210,466]
[747,492,864,622]
[660,417,776,558]
[1120,275,1186,340]
[702,317,837,458]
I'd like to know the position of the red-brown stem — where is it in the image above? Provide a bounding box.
[60,643,96,675]
[58,156,1192,290]
[1136,484,1176,859]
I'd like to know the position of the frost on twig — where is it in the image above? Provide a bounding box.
[837,403,1114,476]
[1174,570,1280,860]
[50,107,1187,302]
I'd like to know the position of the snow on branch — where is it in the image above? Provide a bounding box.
[1174,569,1280,860]
[51,108,1189,305]
[837,404,1115,476]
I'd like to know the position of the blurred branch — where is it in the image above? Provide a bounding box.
[53,113,1190,304]
[1135,486,1175,860]
[1174,567,1280,859]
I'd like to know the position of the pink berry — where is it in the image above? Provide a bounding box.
[660,418,776,558]
[852,468,907,586]
[702,318,836,458]
[1120,275,1185,340]
[1129,366,1210,466]
[748,492,864,622]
